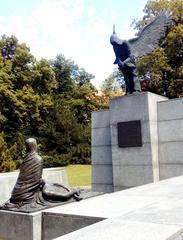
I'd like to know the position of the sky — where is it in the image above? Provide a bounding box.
[0,0,148,88]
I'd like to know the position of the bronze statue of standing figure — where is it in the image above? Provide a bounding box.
[110,11,172,95]
[0,138,81,212]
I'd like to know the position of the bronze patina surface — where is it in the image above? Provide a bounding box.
[0,138,83,212]
[110,11,172,94]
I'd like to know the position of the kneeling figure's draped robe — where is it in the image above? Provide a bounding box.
[10,151,43,204]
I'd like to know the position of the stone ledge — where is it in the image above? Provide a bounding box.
[47,175,183,240]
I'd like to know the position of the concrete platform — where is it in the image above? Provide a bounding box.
[45,175,183,240]
[0,167,68,240]
[0,210,42,240]
[0,189,102,240]
[54,219,183,240]
[2,175,183,239]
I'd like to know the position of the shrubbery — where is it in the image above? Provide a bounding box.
[0,135,17,172]
[43,154,70,168]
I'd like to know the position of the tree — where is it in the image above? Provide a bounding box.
[51,54,77,93]
[0,35,55,163]
[0,35,17,63]
[32,59,57,94]
[134,0,183,98]
[0,35,107,172]
[0,133,17,172]
[40,58,106,166]
[100,69,124,101]
[137,48,172,95]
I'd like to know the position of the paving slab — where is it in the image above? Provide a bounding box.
[54,219,183,240]
[43,193,163,219]
[118,198,183,226]
[45,175,183,240]
[2,174,183,239]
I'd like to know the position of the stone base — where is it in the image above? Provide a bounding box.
[0,190,102,240]
[0,210,42,240]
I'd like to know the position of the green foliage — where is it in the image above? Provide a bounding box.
[32,59,56,94]
[43,154,70,168]
[137,48,172,95]
[167,79,183,98]
[0,35,106,172]
[0,134,17,172]
[51,54,77,93]
[100,69,124,101]
[165,24,183,68]
[134,0,183,98]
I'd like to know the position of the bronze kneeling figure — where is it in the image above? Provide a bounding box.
[0,138,81,212]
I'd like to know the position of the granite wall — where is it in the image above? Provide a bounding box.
[92,92,183,192]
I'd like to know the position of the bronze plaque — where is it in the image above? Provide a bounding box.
[117,120,142,148]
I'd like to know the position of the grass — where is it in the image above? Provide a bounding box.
[65,164,91,187]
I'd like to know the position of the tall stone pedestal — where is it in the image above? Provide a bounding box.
[110,92,166,191]
[92,92,167,192]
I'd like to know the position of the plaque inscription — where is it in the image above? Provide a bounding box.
[117,120,142,148]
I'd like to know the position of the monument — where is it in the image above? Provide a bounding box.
[0,139,101,239]
[110,11,172,94]
[1,10,182,240]
[92,11,175,193]
[0,138,81,212]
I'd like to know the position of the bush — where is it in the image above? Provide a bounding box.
[43,154,70,168]
[69,143,91,165]
[0,135,17,172]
